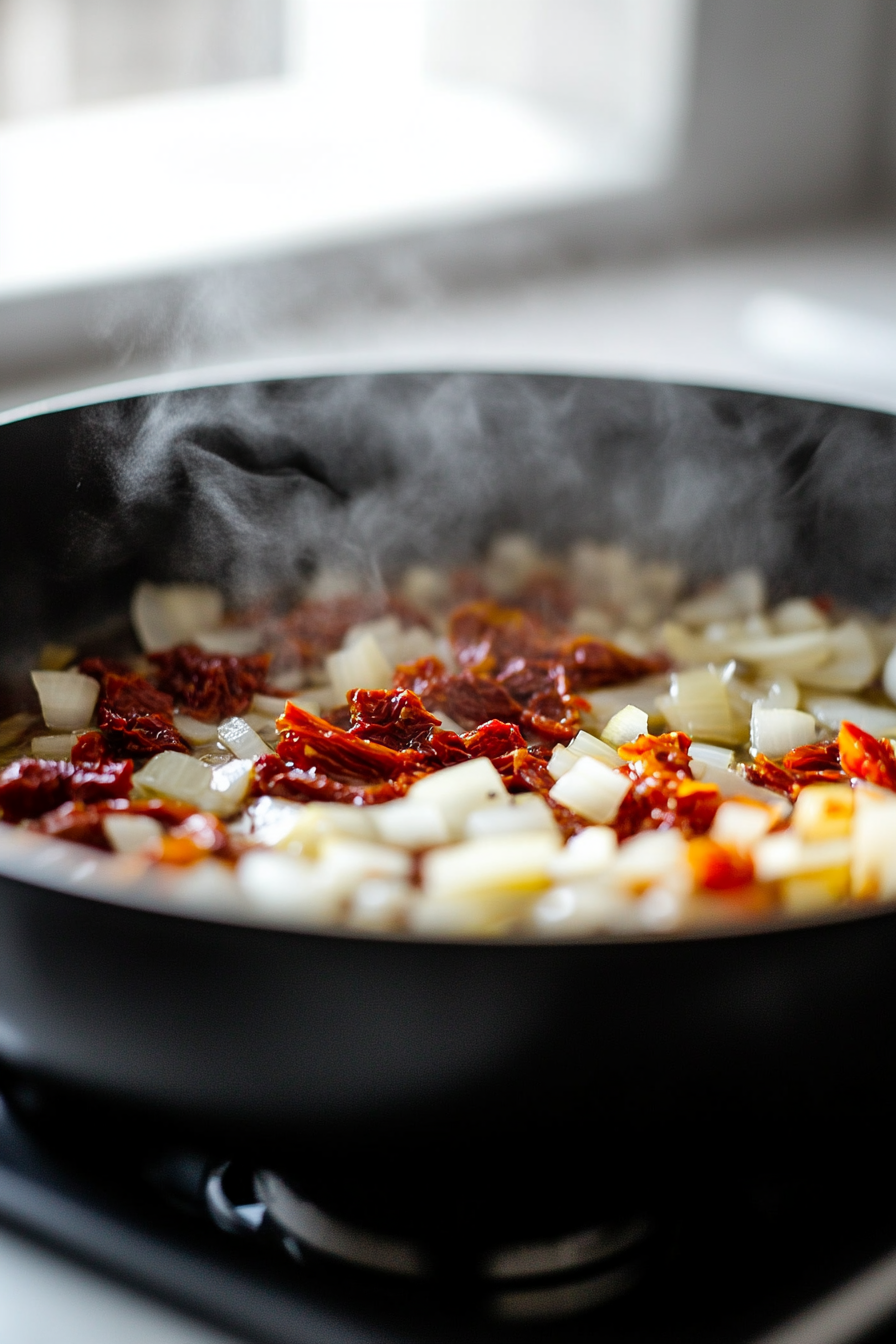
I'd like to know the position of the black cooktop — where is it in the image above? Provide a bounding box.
[0,1086,896,1344]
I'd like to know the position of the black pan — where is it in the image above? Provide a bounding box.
[1,371,895,1232]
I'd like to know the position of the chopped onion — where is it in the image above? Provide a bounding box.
[102,814,163,856]
[173,713,220,746]
[195,628,262,656]
[791,784,853,841]
[549,826,618,880]
[803,695,896,738]
[852,789,896,899]
[601,704,648,749]
[675,569,765,626]
[728,628,833,679]
[237,850,341,923]
[30,733,78,760]
[710,800,777,851]
[317,837,411,898]
[484,534,544,599]
[242,713,279,744]
[754,674,800,711]
[657,667,741,746]
[614,830,688,890]
[753,833,851,882]
[689,742,734,771]
[584,675,670,732]
[531,882,632,936]
[408,757,508,839]
[131,583,223,653]
[568,730,621,768]
[548,745,578,781]
[373,800,451,850]
[750,706,816,759]
[689,759,792,812]
[217,716,268,760]
[798,620,878,692]
[253,693,289,718]
[31,670,99,731]
[132,751,252,818]
[465,794,557,839]
[326,634,393,700]
[348,878,413,930]
[245,797,310,849]
[549,755,632,824]
[772,598,828,634]
[422,832,560,903]
[884,643,896,706]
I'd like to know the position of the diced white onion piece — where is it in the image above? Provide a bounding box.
[242,713,278,743]
[401,564,450,612]
[348,878,413,931]
[422,832,560,903]
[31,670,99,730]
[728,628,833,679]
[549,826,618,880]
[662,622,730,667]
[583,675,670,732]
[408,757,508,839]
[884,643,896,706]
[465,794,557,839]
[173,713,220,746]
[754,675,801,711]
[531,881,632,935]
[131,583,223,652]
[434,711,465,735]
[194,628,261,655]
[750,706,816,759]
[217,716,268,760]
[207,759,254,816]
[614,830,689,890]
[373,800,451,850]
[568,730,621,768]
[133,752,214,806]
[658,667,740,745]
[310,803,377,841]
[317,837,411,897]
[689,742,734,771]
[710,800,777,851]
[237,850,341,923]
[549,756,631,824]
[483,534,544,599]
[326,634,393,700]
[132,751,252,818]
[601,704,649,749]
[852,789,896,898]
[772,598,828,634]
[30,733,78,760]
[246,797,310,849]
[102,813,163,856]
[803,695,896,738]
[548,745,578,781]
[791,784,854,841]
[675,569,765,626]
[753,833,851,882]
[253,693,289,718]
[798,620,878,692]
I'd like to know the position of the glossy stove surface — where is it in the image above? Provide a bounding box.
[0,1091,895,1344]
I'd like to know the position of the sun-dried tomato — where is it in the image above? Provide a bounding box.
[254,753,409,806]
[519,689,585,745]
[348,688,442,750]
[158,811,231,865]
[449,602,545,674]
[70,731,109,765]
[462,720,527,760]
[277,701,431,785]
[150,645,271,722]
[0,757,133,823]
[32,801,110,848]
[612,732,721,840]
[497,657,569,703]
[688,837,754,891]
[441,672,522,731]
[838,721,896,791]
[746,741,846,799]
[98,710,190,758]
[556,636,667,692]
[82,663,175,719]
[393,656,449,703]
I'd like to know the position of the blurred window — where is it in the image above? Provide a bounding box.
[0,0,696,294]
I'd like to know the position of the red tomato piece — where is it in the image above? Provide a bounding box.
[150,645,271,722]
[838,721,896,791]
